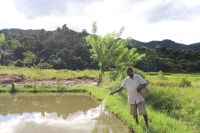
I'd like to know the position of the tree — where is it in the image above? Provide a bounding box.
[0,34,5,43]
[86,22,145,84]
[23,51,36,67]
[171,49,180,59]
[22,36,36,53]
[62,24,68,36]
[0,34,11,65]
[19,30,24,44]
[11,39,25,60]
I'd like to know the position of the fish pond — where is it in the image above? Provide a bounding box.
[0,93,132,133]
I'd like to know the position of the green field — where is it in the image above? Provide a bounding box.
[0,66,200,133]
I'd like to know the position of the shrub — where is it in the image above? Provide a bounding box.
[158,70,167,79]
[179,76,191,87]
[10,83,17,93]
[37,62,52,69]
[14,60,24,67]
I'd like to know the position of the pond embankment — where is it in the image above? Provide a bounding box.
[0,75,97,87]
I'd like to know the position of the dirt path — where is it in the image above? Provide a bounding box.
[0,75,97,87]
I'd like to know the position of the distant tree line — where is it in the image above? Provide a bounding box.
[0,24,98,70]
[0,24,200,72]
[135,46,200,72]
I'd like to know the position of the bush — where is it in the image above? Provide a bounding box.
[14,60,24,67]
[37,62,53,69]
[179,77,191,87]
[158,70,167,79]
[10,83,17,93]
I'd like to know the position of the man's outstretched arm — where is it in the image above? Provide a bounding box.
[110,87,124,95]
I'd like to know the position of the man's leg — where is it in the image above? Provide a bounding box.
[130,104,138,124]
[137,101,149,128]
[143,115,149,128]
[134,114,139,124]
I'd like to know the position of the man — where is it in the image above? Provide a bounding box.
[110,67,149,128]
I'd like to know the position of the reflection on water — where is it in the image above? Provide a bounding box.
[0,93,132,133]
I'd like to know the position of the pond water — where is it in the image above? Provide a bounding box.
[0,93,132,133]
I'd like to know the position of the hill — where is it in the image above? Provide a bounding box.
[7,28,41,35]
[132,39,200,50]
[2,28,200,50]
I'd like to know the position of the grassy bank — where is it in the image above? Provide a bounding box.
[0,66,200,132]
[73,85,198,133]
[0,66,98,80]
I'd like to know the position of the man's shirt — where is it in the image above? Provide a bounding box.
[121,74,147,104]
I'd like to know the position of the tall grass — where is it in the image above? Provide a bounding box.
[0,66,98,80]
[145,72,200,131]
[85,86,196,133]
[100,71,200,132]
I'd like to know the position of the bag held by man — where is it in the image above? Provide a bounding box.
[139,86,150,98]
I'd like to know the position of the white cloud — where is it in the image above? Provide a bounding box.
[0,0,200,44]
[0,107,100,133]
[145,0,200,23]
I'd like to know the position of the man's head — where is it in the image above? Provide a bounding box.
[126,67,134,78]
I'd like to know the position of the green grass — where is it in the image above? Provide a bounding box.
[0,66,98,80]
[81,86,198,133]
[0,66,200,132]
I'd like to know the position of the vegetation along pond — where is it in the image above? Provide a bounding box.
[0,93,132,133]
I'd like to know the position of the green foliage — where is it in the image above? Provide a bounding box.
[0,26,96,70]
[86,86,196,132]
[136,47,200,72]
[0,33,5,43]
[146,73,199,129]
[179,76,191,87]
[37,62,52,69]
[10,83,17,93]
[86,22,145,83]
[87,27,145,73]
[23,51,36,67]
[92,21,97,34]
[0,66,98,80]
[56,77,65,92]
[14,59,24,67]
[158,70,167,79]
[1,25,200,72]
[147,74,192,87]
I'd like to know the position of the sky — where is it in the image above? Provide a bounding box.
[0,0,200,45]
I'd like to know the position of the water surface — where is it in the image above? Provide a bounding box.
[0,93,132,133]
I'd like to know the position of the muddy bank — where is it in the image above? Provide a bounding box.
[0,75,97,87]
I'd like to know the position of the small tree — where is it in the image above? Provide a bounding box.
[0,34,5,43]
[0,33,10,65]
[86,22,145,84]
[23,51,36,67]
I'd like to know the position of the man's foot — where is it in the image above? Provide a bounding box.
[146,126,153,130]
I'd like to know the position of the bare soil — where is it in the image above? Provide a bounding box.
[0,75,97,87]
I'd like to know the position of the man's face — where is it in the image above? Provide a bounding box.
[126,70,133,78]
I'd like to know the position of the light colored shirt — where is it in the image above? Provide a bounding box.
[121,74,147,104]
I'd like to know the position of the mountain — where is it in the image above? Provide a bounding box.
[3,28,200,50]
[132,39,200,50]
[8,28,42,34]
[189,42,200,50]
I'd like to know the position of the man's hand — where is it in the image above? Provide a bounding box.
[137,87,142,92]
[110,87,123,95]
[110,91,115,95]
[137,83,147,92]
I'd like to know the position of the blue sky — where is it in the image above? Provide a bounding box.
[0,0,200,44]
